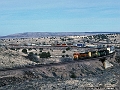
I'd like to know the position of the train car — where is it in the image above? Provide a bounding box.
[73,46,113,60]
[107,46,115,53]
[97,49,109,57]
[62,44,67,47]
[76,43,85,47]
[73,49,110,60]
[88,51,98,58]
[79,52,89,59]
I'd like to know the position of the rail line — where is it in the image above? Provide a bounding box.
[6,45,102,50]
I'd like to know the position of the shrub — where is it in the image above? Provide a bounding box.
[61,38,66,41]
[99,57,106,63]
[70,72,77,78]
[39,48,43,52]
[22,49,27,54]
[66,54,69,57]
[24,70,35,77]
[10,48,15,51]
[28,52,39,63]
[39,52,51,58]
[115,55,120,63]
[35,53,37,55]
[39,48,43,50]
[62,50,66,53]
[66,47,70,51]
[16,48,20,51]
[62,55,65,58]
[67,38,73,40]
[40,50,42,52]
[28,48,32,51]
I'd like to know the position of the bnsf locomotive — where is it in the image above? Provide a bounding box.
[73,46,114,60]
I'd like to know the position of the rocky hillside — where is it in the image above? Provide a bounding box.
[0,37,120,90]
[1,65,119,90]
[0,46,36,69]
[0,51,120,90]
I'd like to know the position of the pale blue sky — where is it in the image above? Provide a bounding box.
[0,0,120,36]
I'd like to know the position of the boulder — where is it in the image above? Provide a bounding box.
[103,60,113,69]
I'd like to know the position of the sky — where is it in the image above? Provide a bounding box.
[0,0,120,36]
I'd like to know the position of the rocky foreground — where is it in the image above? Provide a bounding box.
[0,59,120,90]
[0,67,120,90]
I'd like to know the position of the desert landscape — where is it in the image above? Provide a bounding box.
[0,32,120,90]
[0,0,120,89]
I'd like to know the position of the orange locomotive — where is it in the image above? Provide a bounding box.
[73,52,89,60]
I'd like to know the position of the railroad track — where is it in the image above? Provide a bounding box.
[0,53,114,72]
[6,45,98,50]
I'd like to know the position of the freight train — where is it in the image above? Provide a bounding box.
[73,46,114,60]
[8,43,85,47]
